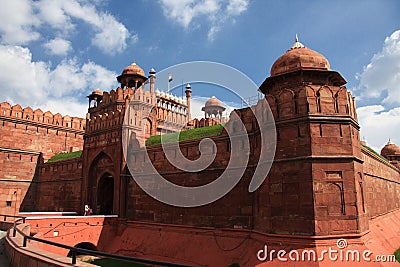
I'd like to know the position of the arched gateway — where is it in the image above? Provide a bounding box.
[87,152,115,215]
[97,173,114,214]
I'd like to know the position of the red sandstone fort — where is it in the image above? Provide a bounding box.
[0,39,399,266]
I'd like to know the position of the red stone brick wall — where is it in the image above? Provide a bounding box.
[361,147,400,217]
[0,151,41,215]
[126,104,316,235]
[0,102,85,215]
[126,136,256,230]
[0,116,84,161]
[34,158,83,212]
[27,216,113,256]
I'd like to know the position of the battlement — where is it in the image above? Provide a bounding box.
[86,109,124,134]
[0,101,85,131]
[39,157,83,177]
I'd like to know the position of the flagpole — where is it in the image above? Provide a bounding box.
[181,80,183,99]
[167,73,172,93]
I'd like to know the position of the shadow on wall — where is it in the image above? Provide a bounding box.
[19,154,84,214]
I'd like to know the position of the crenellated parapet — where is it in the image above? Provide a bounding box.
[39,157,83,177]
[86,108,124,134]
[0,101,85,131]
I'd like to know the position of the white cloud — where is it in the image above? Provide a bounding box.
[159,0,249,41]
[44,38,72,56]
[0,45,117,117]
[90,12,131,54]
[40,98,88,118]
[356,30,400,104]
[47,0,132,55]
[357,105,400,152]
[131,33,139,45]
[34,0,74,31]
[226,0,248,16]
[1,0,133,55]
[0,0,40,44]
[207,25,220,42]
[353,30,400,152]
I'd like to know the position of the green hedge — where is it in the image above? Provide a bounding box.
[146,124,224,146]
[47,150,82,163]
[362,144,387,161]
[395,248,400,262]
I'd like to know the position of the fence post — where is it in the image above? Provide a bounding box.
[23,217,26,223]
[3,215,5,221]
[23,236,27,247]
[71,251,76,265]
[12,224,16,237]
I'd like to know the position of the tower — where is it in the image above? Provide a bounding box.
[185,83,192,122]
[117,62,148,89]
[82,62,148,217]
[201,96,226,120]
[149,68,156,94]
[87,89,103,108]
[381,140,400,169]
[257,37,367,235]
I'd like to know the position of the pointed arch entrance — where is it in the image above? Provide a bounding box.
[87,152,116,215]
[97,173,114,215]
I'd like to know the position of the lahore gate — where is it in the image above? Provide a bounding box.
[0,38,399,266]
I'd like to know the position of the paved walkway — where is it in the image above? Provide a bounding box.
[0,231,10,267]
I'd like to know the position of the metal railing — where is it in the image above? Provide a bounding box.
[2,214,200,267]
[1,214,26,224]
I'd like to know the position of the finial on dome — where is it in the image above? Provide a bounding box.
[291,34,305,50]
[388,138,392,144]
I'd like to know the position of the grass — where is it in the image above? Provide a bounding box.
[145,124,224,146]
[361,144,387,161]
[86,258,152,267]
[47,150,82,162]
[395,248,400,263]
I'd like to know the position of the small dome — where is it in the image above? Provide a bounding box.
[270,36,330,76]
[155,89,160,96]
[381,140,400,157]
[92,89,103,96]
[205,96,224,108]
[121,62,145,77]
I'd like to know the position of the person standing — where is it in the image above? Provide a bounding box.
[84,204,89,216]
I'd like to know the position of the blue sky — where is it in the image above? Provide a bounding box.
[0,0,399,150]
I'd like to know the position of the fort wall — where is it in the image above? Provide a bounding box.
[125,101,316,235]
[0,101,85,215]
[361,146,400,217]
[34,158,83,212]
[0,101,85,160]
